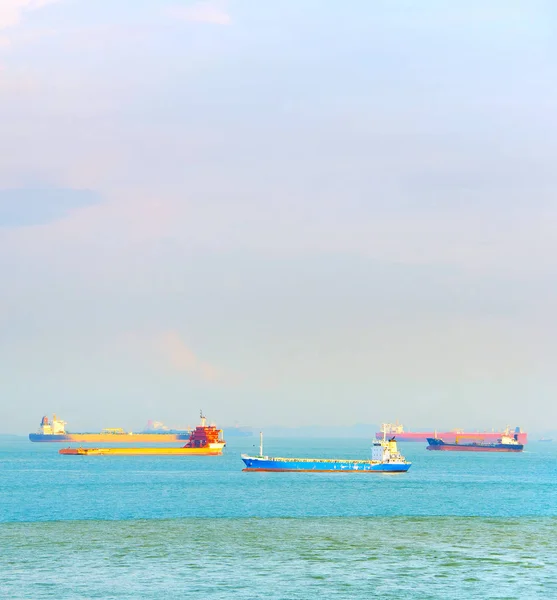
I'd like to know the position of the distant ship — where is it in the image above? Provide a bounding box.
[539,437,553,443]
[426,433,524,453]
[30,414,191,443]
[222,425,253,437]
[376,422,528,444]
[241,432,411,473]
[59,412,226,456]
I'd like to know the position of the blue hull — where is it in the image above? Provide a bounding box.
[29,434,72,442]
[242,457,411,473]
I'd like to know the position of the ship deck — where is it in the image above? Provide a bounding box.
[59,447,224,456]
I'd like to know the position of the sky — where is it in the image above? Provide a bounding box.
[1,0,556,434]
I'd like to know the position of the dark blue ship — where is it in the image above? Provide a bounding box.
[426,434,523,452]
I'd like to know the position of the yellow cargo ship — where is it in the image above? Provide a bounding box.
[59,413,226,456]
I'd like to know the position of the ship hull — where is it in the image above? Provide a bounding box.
[426,445,523,452]
[375,431,528,444]
[426,438,523,452]
[29,433,190,443]
[241,457,410,473]
[59,446,224,456]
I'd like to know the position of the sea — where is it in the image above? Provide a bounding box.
[1,436,556,599]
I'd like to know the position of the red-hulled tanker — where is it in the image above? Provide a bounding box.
[376,422,528,444]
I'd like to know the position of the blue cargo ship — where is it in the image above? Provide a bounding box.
[241,433,411,473]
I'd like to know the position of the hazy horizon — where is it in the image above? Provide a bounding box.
[5,421,557,438]
[1,1,556,435]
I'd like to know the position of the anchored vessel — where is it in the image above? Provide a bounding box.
[376,422,527,444]
[221,425,253,437]
[30,414,191,443]
[426,434,524,453]
[241,433,411,473]
[59,413,225,456]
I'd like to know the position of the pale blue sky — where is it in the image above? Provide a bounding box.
[1,1,556,434]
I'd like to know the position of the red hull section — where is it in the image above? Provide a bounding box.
[426,445,522,452]
[242,468,405,473]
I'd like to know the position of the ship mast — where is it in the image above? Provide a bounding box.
[259,431,263,457]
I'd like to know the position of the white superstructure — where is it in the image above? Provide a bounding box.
[38,414,67,435]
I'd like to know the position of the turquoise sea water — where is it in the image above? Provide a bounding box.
[1,438,556,598]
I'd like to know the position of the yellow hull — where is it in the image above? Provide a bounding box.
[31,432,191,443]
[59,446,224,456]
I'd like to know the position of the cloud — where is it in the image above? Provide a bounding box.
[156,331,240,385]
[0,187,102,227]
[0,0,58,31]
[0,0,59,48]
[166,2,231,25]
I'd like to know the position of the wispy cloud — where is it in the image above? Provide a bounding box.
[156,331,240,385]
[166,1,231,26]
[0,0,59,47]
[0,0,58,31]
